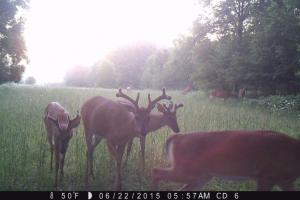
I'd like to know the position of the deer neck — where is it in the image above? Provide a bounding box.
[146,113,167,134]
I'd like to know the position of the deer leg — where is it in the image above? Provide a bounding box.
[59,140,67,178]
[151,167,177,190]
[115,143,126,190]
[84,131,93,186]
[89,135,102,179]
[140,136,146,170]
[50,144,54,171]
[85,146,93,186]
[123,138,134,168]
[45,118,54,171]
[59,151,67,178]
[107,141,126,190]
[54,142,60,189]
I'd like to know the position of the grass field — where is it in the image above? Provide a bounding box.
[0,85,300,191]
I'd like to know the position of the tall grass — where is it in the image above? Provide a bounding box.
[0,85,299,191]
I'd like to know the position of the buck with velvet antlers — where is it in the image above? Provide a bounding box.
[81,88,171,190]
[151,130,300,191]
[123,102,183,168]
[44,102,81,189]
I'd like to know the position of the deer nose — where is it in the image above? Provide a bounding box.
[59,123,68,131]
[173,124,180,133]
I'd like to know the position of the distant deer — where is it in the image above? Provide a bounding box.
[151,130,300,191]
[238,88,246,98]
[43,102,81,189]
[209,89,237,100]
[182,85,192,95]
[81,88,171,190]
[123,102,183,168]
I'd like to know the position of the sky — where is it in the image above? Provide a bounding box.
[23,0,201,84]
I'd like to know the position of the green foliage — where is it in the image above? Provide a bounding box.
[162,37,196,89]
[0,0,28,84]
[88,59,117,88]
[107,43,156,88]
[140,49,168,89]
[63,0,300,95]
[191,0,300,94]
[1,85,300,190]
[25,76,36,85]
[246,95,300,113]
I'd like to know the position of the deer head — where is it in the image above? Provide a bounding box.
[116,88,171,136]
[157,102,183,133]
[47,111,81,136]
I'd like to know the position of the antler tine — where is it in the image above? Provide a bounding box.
[136,93,140,103]
[148,93,151,105]
[169,103,173,111]
[147,88,171,111]
[162,103,170,112]
[174,103,184,112]
[116,88,139,109]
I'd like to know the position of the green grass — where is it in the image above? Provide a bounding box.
[0,85,300,191]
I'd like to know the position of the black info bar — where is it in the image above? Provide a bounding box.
[0,191,299,200]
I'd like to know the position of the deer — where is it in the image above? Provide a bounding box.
[238,88,246,98]
[123,102,183,168]
[43,102,81,189]
[151,130,300,191]
[80,88,171,190]
[182,85,192,95]
[209,89,237,100]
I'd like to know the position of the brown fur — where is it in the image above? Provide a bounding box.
[124,103,183,168]
[81,89,171,190]
[152,130,300,191]
[44,102,81,189]
[209,89,237,100]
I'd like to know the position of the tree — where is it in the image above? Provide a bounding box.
[25,76,36,85]
[140,49,169,89]
[107,43,156,88]
[0,0,28,84]
[88,59,117,88]
[162,36,196,89]
[248,0,300,94]
[191,0,300,94]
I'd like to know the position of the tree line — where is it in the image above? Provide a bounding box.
[1,0,300,96]
[65,0,300,95]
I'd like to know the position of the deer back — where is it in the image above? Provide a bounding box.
[210,89,236,99]
[81,96,137,140]
[166,131,300,179]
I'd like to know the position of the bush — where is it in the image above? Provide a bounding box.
[244,95,300,113]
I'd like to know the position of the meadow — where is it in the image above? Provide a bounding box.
[0,85,300,191]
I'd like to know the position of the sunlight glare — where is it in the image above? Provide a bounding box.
[24,0,200,83]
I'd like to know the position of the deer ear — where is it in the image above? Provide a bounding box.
[69,114,81,129]
[157,103,165,113]
[177,104,184,109]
